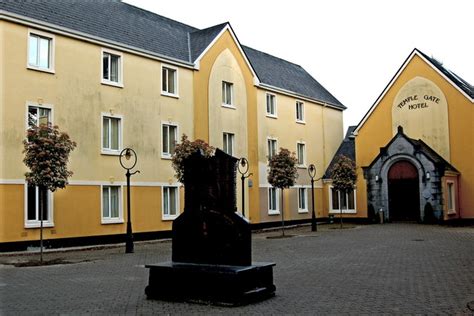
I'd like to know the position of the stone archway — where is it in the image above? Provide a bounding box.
[388,160,420,221]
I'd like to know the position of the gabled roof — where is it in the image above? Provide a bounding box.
[323,126,356,179]
[0,0,344,108]
[355,48,474,134]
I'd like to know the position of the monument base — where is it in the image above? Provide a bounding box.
[145,261,276,306]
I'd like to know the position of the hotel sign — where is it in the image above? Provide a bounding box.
[392,76,450,161]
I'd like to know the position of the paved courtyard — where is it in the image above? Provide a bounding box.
[1,223,473,315]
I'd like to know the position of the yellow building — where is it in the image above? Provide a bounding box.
[0,1,345,250]
[325,49,473,223]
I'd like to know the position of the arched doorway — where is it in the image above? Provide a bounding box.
[388,160,420,221]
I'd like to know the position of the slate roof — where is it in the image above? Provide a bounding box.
[323,126,356,179]
[0,0,344,108]
[417,49,474,99]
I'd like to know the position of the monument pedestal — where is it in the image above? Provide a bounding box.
[145,261,276,306]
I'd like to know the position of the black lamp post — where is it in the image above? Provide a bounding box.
[308,164,317,232]
[119,148,140,253]
[237,157,252,218]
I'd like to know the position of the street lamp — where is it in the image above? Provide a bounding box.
[308,164,317,232]
[237,157,252,218]
[119,148,140,253]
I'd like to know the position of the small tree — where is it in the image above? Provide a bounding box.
[331,155,357,229]
[267,148,298,236]
[171,134,215,183]
[23,124,76,262]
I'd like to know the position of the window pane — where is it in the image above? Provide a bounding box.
[299,188,306,209]
[110,118,119,150]
[102,187,109,218]
[168,69,175,93]
[297,144,304,164]
[39,186,49,221]
[162,68,167,91]
[331,188,339,210]
[103,53,109,80]
[28,35,38,66]
[347,190,355,210]
[228,134,233,156]
[110,55,119,82]
[222,82,226,104]
[39,37,50,69]
[27,185,37,221]
[28,107,38,127]
[170,188,177,216]
[163,187,169,215]
[169,126,177,153]
[448,183,454,210]
[162,125,169,154]
[103,118,110,149]
[110,187,119,218]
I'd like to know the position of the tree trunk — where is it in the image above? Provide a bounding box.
[280,189,285,236]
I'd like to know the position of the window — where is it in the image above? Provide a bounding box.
[330,187,356,213]
[297,142,306,166]
[298,188,308,213]
[447,181,456,213]
[102,186,122,223]
[267,138,278,161]
[223,132,235,156]
[163,186,179,219]
[28,31,54,72]
[102,115,122,153]
[25,185,53,228]
[28,105,51,127]
[25,106,54,228]
[222,81,234,107]
[268,187,279,215]
[102,49,122,86]
[162,123,178,158]
[162,65,178,96]
[296,101,305,122]
[266,93,277,117]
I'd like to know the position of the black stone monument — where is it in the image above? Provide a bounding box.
[145,149,275,305]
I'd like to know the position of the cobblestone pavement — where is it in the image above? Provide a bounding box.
[1,223,473,315]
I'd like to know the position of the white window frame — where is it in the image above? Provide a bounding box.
[27,29,55,73]
[223,132,235,156]
[296,100,305,123]
[162,185,180,220]
[297,142,306,167]
[329,186,357,214]
[26,102,53,129]
[222,81,235,108]
[101,113,123,155]
[24,184,54,228]
[101,48,123,87]
[101,185,124,224]
[161,121,179,159]
[267,137,278,161]
[298,187,308,213]
[268,187,280,215]
[446,180,456,214]
[266,93,277,118]
[161,64,179,97]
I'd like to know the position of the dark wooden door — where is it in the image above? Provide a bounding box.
[388,161,420,221]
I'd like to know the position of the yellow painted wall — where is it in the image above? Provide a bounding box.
[355,53,474,218]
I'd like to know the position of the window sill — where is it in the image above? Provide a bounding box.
[296,120,306,125]
[222,104,236,110]
[161,154,172,160]
[162,215,178,221]
[25,222,54,229]
[268,210,280,216]
[298,209,309,214]
[266,114,278,119]
[101,219,124,225]
[27,65,55,74]
[161,92,179,99]
[101,80,124,88]
[297,165,307,169]
[101,150,121,156]
[447,210,457,215]
[329,209,357,214]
